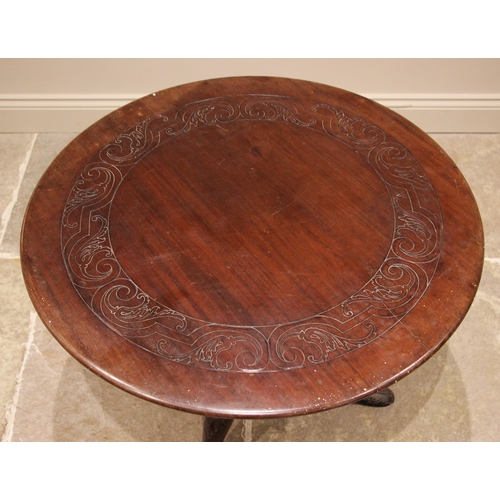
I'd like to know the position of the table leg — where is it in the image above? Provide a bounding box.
[356,388,395,407]
[202,417,234,442]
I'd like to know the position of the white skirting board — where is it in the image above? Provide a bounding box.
[1,93,499,133]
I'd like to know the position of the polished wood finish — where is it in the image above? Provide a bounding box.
[21,77,483,422]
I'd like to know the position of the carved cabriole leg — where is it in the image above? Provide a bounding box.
[202,417,234,442]
[356,388,395,407]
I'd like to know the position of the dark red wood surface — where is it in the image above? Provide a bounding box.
[21,77,484,418]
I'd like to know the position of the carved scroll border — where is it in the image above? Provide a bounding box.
[60,95,443,372]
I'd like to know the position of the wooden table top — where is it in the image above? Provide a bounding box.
[21,77,484,419]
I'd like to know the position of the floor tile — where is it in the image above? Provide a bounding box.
[446,259,500,441]
[10,317,202,442]
[231,343,468,442]
[2,133,499,441]
[0,259,34,438]
[0,134,76,257]
[0,134,36,247]
[430,134,500,256]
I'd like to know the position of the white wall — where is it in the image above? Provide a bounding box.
[1,58,499,132]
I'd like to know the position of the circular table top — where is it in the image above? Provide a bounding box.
[21,77,484,418]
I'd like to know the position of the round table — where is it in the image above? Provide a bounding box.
[21,77,484,441]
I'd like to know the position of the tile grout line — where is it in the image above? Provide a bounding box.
[2,310,37,442]
[243,420,253,442]
[0,253,21,260]
[0,133,37,248]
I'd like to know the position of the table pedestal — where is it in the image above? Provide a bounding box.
[202,417,235,442]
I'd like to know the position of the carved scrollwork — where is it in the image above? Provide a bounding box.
[99,116,166,167]
[241,96,316,126]
[64,214,121,288]
[311,103,385,149]
[393,193,441,263]
[342,259,426,318]
[155,326,268,372]
[368,142,433,191]
[61,93,444,373]
[62,163,122,229]
[91,278,187,334]
[164,97,240,136]
[272,321,377,370]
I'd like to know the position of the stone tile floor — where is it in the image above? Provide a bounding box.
[0,133,499,442]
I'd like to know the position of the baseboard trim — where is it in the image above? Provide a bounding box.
[1,93,499,133]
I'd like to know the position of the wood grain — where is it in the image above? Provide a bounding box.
[21,77,484,418]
